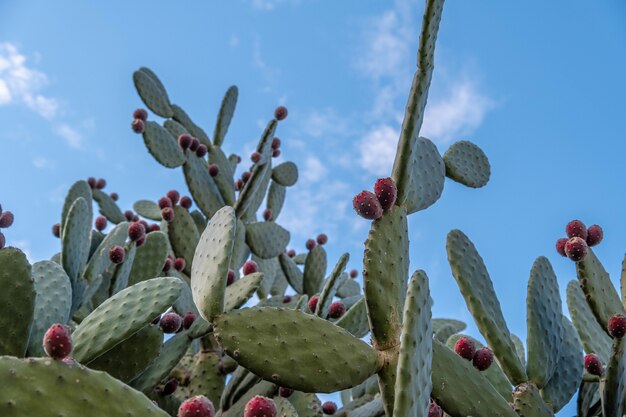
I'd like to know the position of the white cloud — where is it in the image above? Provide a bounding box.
[358,124,399,176]
[250,0,300,10]
[32,156,54,169]
[54,123,83,149]
[301,156,327,183]
[252,37,279,93]
[299,108,349,139]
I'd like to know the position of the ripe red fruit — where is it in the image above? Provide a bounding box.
[190,138,200,152]
[327,302,346,319]
[472,347,494,371]
[251,152,261,163]
[244,395,276,417]
[243,260,258,275]
[161,378,178,396]
[555,238,568,257]
[109,245,125,264]
[163,258,173,272]
[96,178,106,190]
[174,258,186,272]
[272,149,281,158]
[43,324,72,359]
[566,219,588,240]
[305,239,316,251]
[227,269,235,286]
[180,196,192,209]
[316,234,328,245]
[160,312,183,333]
[274,106,288,121]
[428,402,443,417]
[182,312,196,330]
[453,336,476,361]
[158,197,173,209]
[133,109,148,121]
[124,210,134,221]
[128,222,146,242]
[374,177,397,211]
[235,179,244,191]
[167,190,180,205]
[308,296,319,313]
[287,249,296,257]
[353,191,383,220]
[208,164,220,177]
[178,134,193,151]
[0,211,14,228]
[271,138,281,150]
[95,216,107,231]
[52,223,61,238]
[283,295,292,303]
[263,209,273,221]
[322,402,337,415]
[110,192,119,201]
[131,119,145,134]
[178,395,215,417]
[149,224,160,233]
[564,237,588,262]
[584,353,603,376]
[87,177,97,188]
[242,171,251,183]
[278,387,294,397]
[608,314,626,338]
[196,144,208,158]
[349,269,358,279]
[162,207,175,223]
[587,225,603,247]
[136,236,146,247]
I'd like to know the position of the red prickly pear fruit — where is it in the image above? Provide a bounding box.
[141,220,150,231]
[428,402,443,417]
[128,222,146,242]
[274,106,288,121]
[263,209,273,221]
[108,245,125,264]
[96,178,106,190]
[287,249,296,257]
[244,395,276,417]
[95,216,107,231]
[327,302,346,319]
[52,223,61,238]
[160,312,183,333]
[124,210,134,221]
[251,152,261,163]
[374,177,397,211]
[208,164,220,177]
[282,295,292,303]
[161,378,178,396]
[132,215,140,222]
[0,211,13,228]
[272,149,281,158]
[453,336,476,361]
[163,258,173,272]
[608,314,626,338]
[316,234,328,245]
[182,312,196,330]
[584,353,603,376]
[190,138,200,152]
[158,197,173,209]
[136,236,146,247]
[564,237,588,262]
[174,258,186,272]
[180,196,192,209]
[178,395,216,417]
[308,296,319,312]
[167,190,180,205]
[349,269,358,279]
[242,171,252,183]
[133,108,148,121]
[196,144,208,158]
[0,232,4,250]
[472,347,494,371]
[235,179,244,191]
[278,387,294,397]
[43,324,72,359]
[243,260,258,275]
[227,269,235,286]
[178,134,192,150]
[586,225,603,247]
[131,119,145,134]
[322,402,337,415]
[353,191,383,220]
[149,224,160,233]
[162,207,175,223]
[305,239,316,251]
[271,138,281,150]
[566,219,587,240]
[110,192,119,201]
[87,177,97,188]
[555,238,568,257]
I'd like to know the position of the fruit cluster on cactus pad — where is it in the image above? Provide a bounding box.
[556,219,603,262]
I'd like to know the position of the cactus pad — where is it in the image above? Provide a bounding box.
[303,244,327,296]
[246,222,290,260]
[443,140,491,188]
[213,85,238,147]
[134,200,163,221]
[133,67,174,118]
[272,162,299,187]
[142,121,186,168]
[128,231,169,286]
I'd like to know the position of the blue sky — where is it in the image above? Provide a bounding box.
[1,0,625,413]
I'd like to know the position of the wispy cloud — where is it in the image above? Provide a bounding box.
[54,123,84,149]
[32,156,54,169]
[252,37,280,93]
[299,108,350,139]
[358,124,399,176]
[249,0,301,10]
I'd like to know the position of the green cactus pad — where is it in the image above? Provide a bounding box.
[230,219,249,273]
[526,256,563,388]
[235,156,272,219]
[110,243,137,295]
[142,121,186,168]
[27,260,72,356]
[183,153,225,218]
[272,162,299,187]
[208,144,236,206]
[432,318,466,334]
[72,277,182,363]
[191,206,236,322]
[133,67,174,118]
[566,280,612,362]
[287,391,323,417]
[279,252,304,294]
[133,200,163,221]
[363,205,408,350]
[511,333,527,368]
[393,270,432,417]
[344,397,384,417]
[336,276,361,298]
[92,189,125,223]
[128,231,169,286]
[431,338,517,417]
[220,366,254,410]
[434,323,460,343]
[602,337,626,417]
[254,255,278,299]
[271,263,289,297]
[293,253,307,265]
[222,380,277,417]
[163,118,188,139]
[577,382,601,417]
[446,229,527,384]
[225,272,264,311]
[577,248,624,329]
[188,351,225,407]
[169,206,201,275]
[513,382,554,417]
[0,356,169,417]
[214,307,381,392]
[131,330,192,394]
[541,316,584,412]
[273,396,299,417]
[267,181,286,219]
[89,230,105,257]
[61,180,92,229]
[0,248,34,357]
[173,275,199,317]
[442,140,491,188]
[190,209,207,233]
[302,248,327,299]
[172,104,211,146]
[336,298,370,338]
[246,221,290,259]
[213,85,238,147]
[316,253,349,317]
[86,324,163,383]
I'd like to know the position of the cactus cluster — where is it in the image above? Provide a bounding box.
[0,1,623,417]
